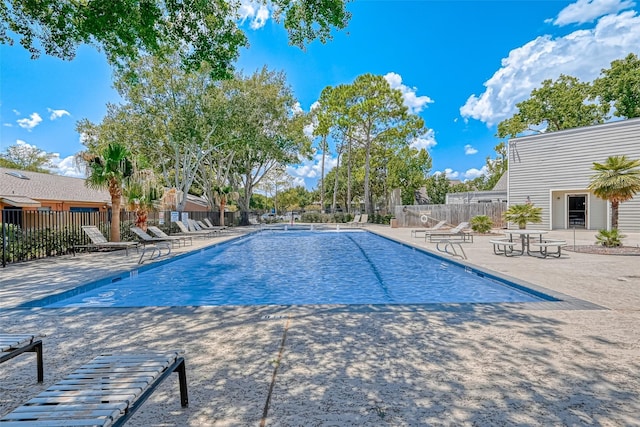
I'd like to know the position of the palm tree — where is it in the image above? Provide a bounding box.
[124,169,162,231]
[503,203,542,229]
[212,185,238,227]
[588,155,640,229]
[80,143,133,242]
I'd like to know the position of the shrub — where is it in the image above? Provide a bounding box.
[470,215,493,234]
[595,229,625,247]
[503,203,542,229]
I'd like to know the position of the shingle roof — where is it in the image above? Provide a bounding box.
[492,173,507,191]
[0,167,111,204]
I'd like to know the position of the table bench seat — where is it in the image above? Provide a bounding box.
[489,239,522,257]
[530,239,566,258]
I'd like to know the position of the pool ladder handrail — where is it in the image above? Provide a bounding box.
[435,239,467,260]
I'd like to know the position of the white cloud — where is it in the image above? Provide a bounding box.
[552,0,635,26]
[17,112,42,130]
[433,168,460,179]
[384,72,434,114]
[3,123,12,127]
[464,144,478,155]
[47,108,70,120]
[49,153,85,177]
[410,128,437,150]
[238,1,270,29]
[287,152,339,185]
[460,9,640,126]
[463,166,488,180]
[12,109,20,115]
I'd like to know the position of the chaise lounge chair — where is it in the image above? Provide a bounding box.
[425,221,473,243]
[0,334,44,382]
[147,226,193,247]
[345,214,361,227]
[410,220,447,238]
[130,226,182,248]
[173,220,216,238]
[0,351,188,426]
[203,218,228,233]
[356,213,369,227]
[78,226,140,255]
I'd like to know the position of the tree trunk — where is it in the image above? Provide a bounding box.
[611,201,619,229]
[320,136,326,213]
[332,153,341,214]
[110,195,121,242]
[364,139,372,215]
[220,199,226,227]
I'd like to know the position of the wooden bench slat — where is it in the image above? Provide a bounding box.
[0,419,112,426]
[35,389,141,398]
[27,395,135,405]
[47,382,150,391]
[10,403,127,413]
[64,373,157,380]
[1,408,120,420]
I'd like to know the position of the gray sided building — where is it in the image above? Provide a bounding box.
[507,117,640,231]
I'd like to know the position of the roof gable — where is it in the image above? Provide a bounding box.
[0,167,110,204]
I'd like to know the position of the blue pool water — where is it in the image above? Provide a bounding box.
[43,230,552,308]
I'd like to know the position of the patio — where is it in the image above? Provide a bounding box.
[1,226,639,425]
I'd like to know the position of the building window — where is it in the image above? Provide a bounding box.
[69,207,99,213]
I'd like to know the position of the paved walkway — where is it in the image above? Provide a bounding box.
[1,226,639,426]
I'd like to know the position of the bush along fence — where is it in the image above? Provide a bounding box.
[1,209,234,267]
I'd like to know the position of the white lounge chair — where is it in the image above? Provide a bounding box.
[356,213,369,227]
[173,220,215,238]
[78,226,139,255]
[345,214,361,227]
[411,220,447,238]
[147,226,193,247]
[130,226,181,247]
[425,221,473,243]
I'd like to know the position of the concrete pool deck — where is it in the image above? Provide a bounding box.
[1,226,639,425]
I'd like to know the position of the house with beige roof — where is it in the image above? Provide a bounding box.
[1,167,111,212]
[1,167,213,214]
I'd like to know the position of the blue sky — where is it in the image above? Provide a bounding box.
[2,0,640,190]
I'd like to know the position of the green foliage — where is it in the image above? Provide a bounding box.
[588,155,640,229]
[503,203,542,229]
[387,146,432,205]
[595,228,625,247]
[1,0,350,78]
[79,143,134,241]
[0,143,56,173]
[1,226,80,262]
[317,73,429,215]
[470,215,493,234]
[497,74,607,138]
[424,174,450,204]
[592,53,640,119]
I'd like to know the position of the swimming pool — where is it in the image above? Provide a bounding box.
[39,230,555,308]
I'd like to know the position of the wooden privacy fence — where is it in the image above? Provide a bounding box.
[395,202,507,228]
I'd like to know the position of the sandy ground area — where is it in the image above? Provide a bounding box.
[1,226,639,426]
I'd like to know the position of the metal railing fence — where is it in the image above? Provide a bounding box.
[1,209,234,267]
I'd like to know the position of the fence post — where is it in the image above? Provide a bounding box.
[1,211,5,268]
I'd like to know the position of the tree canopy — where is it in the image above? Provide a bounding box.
[496,53,640,139]
[592,53,640,120]
[0,142,55,172]
[1,0,351,78]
